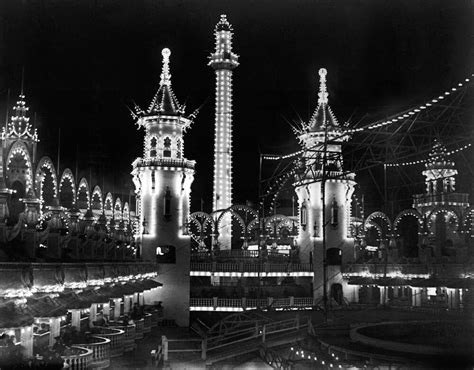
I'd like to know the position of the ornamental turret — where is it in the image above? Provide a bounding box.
[209,15,239,249]
[131,48,197,326]
[293,68,356,304]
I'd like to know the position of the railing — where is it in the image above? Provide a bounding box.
[62,346,94,370]
[74,336,110,369]
[135,157,195,169]
[413,192,469,206]
[109,323,136,352]
[93,327,125,358]
[190,262,313,275]
[143,313,152,333]
[160,316,312,362]
[134,318,145,340]
[190,296,314,311]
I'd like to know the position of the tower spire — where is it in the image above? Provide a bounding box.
[160,48,172,87]
[317,68,328,105]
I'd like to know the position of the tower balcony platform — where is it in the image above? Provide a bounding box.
[413,192,469,208]
[294,170,356,184]
[190,262,313,277]
[133,157,195,171]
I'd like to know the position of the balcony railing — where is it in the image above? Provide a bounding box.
[134,157,195,170]
[190,262,313,277]
[143,313,152,333]
[93,327,125,358]
[134,318,145,340]
[74,336,110,369]
[62,346,93,370]
[189,296,314,311]
[108,323,136,352]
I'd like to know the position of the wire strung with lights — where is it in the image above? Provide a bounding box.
[385,142,471,167]
[345,73,473,133]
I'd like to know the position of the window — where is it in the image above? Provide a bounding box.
[150,137,157,157]
[163,137,171,158]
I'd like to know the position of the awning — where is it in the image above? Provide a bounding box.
[26,296,68,318]
[373,277,409,286]
[0,302,34,328]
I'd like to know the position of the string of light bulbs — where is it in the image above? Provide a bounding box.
[263,150,303,161]
[345,73,473,133]
[385,143,472,167]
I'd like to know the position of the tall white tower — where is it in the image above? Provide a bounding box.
[209,14,239,249]
[131,48,197,326]
[293,68,356,304]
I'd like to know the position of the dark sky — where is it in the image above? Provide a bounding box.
[1,0,473,212]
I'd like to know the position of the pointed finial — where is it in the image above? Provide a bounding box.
[318,68,328,105]
[160,48,172,87]
[21,66,25,95]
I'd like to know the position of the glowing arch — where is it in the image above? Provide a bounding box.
[6,141,34,192]
[91,185,103,212]
[216,208,245,235]
[426,206,460,232]
[122,202,130,221]
[76,178,90,210]
[364,221,382,240]
[104,192,113,215]
[35,156,58,207]
[114,197,122,219]
[393,209,423,236]
[364,211,392,234]
[59,168,76,208]
[188,211,213,242]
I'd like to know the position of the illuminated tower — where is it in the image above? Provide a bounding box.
[131,48,197,326]
[413,139,469,259]
[209,14,239,249]
[293,68,356,304]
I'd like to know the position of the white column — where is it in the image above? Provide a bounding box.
[71,309,81,330]
[20,326,33,358]
[113,298,122,320]
[123,295,132,315]
[103,303,110,318]
[49,317,61,347]
[89,303,98,327]
[411,287,421,306]
[133,292,139,305]
[379,287,386,305]
[140,292,146,306]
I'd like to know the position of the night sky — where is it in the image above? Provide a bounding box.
[1,0,473,213]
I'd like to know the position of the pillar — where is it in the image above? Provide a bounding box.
[89,303,97,327]
[379,287,386,305]
[411,287,421,307]
[20,326,33,358]
[71,309,81,330]
[123,295,132,315]
[103,303,110,318]
[113,298,122,320]
[133,292,139,305]
[49,317,61,347]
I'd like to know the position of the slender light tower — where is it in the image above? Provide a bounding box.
[209,14,239,249]
[131,48,197,326]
